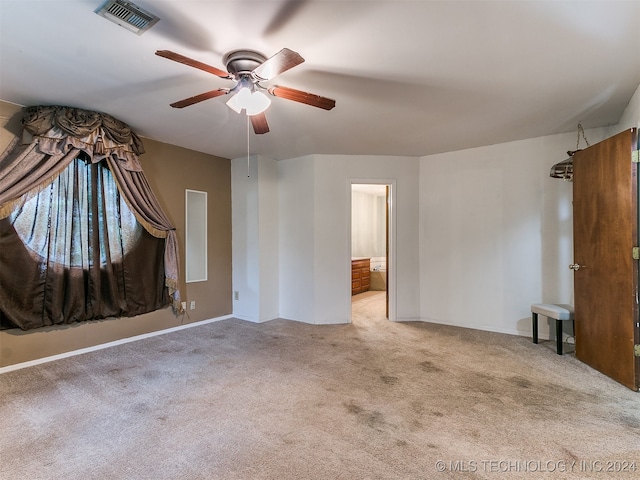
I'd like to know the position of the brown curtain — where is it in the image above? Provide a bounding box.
[0,106,181,330]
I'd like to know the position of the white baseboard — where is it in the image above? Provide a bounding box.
[0,314,233,375]
[232,313,281,323]
[232,314,258,323]
[410,316,530,338]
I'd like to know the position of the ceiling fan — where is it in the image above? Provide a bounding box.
[155,48,336,134]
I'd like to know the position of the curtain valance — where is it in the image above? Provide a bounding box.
[22,105,145,154]
[22,105,144,169]
[0,106,182,320]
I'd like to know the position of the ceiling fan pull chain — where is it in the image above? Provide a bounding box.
[247,114,250,178]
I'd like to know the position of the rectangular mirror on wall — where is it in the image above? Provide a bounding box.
[185,189,207,283]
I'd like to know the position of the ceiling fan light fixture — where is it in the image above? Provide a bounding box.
[246,91,271,116]
[226,87,249,114]
[226,87,271,116]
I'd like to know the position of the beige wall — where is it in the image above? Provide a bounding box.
[0,101,232,367]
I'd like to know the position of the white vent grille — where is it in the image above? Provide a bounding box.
[95,0,159,35]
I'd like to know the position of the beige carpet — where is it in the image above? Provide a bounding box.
[1,292,638,479]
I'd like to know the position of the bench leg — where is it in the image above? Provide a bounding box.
[556,320,563,355]
[532,312,538,344]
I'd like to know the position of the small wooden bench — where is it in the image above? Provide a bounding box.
[531,304,575,355]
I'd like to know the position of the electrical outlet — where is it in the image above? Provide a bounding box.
[181,301,187,310]
[234,291,239,300]
[190,300,196,310]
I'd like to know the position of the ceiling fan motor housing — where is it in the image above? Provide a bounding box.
[223,50,267,78]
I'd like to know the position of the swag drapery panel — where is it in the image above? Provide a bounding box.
[0,106,181,330]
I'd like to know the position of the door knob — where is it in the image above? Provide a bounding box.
[568,263,584,271]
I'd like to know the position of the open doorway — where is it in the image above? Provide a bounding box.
[350,183,391,323]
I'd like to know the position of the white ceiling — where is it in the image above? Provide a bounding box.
[1,0,638,161]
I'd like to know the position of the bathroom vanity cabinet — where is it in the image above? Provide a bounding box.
[351,258,370,295]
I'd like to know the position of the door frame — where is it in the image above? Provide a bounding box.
[347,178,396,322]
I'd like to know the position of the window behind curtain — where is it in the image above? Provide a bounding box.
[0,154,169,330]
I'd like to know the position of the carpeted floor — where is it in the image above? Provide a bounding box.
[1,291,638,479]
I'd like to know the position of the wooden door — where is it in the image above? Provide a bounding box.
[572,128,639,390]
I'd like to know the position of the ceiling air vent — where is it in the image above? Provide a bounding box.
[95,0,159,35]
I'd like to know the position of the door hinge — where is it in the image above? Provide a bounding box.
[633,247,640,260]
[633,150,640,163]
[635,345,640,357]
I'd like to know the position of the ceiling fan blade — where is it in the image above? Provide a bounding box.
[170,89,228,108]
[156,50,231,79]
[268,85,336,110]
[250,112,270,134]
[253,48,304,81]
